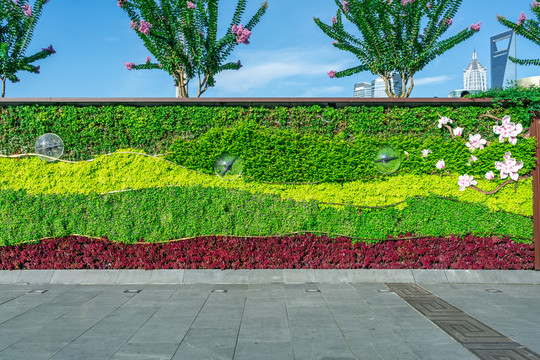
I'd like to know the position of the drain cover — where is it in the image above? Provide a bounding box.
[123,289,142,294]
[305,288,320,293]
[27,289,48,294]
[212,289,227,293]
[485,289,503,293]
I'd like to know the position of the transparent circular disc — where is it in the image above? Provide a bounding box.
[373,146,401,174]
[35,133,64,162]
[214,153,243,180]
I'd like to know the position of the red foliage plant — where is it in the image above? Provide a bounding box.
[0,234,534,270]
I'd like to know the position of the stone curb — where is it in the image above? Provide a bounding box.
[1,269,539,285]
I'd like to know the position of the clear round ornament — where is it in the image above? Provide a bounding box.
[373,146,401,174]
[35,133,64,162]
[214,153,243,180]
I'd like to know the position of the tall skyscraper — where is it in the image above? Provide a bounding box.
[490,30,516,88]
[353,73,402,98]
[463,50,487,91]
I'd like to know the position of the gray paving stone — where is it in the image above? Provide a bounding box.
[248,269,283,283]
[0,270,21,284]
[282,269,315,283]
[82,270,119,284]
[150,269,185,284]
[0,341,69,360]
[348,269,414,283]
[183,269,250,284]
[313,269,351,283]
[173,328,238,360]
[50,270,87,284]
[233,341,294,360]
[111,342,179,359]
[15,270,54,284]
[412,269,448,283]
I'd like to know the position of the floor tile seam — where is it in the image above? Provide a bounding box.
[169,290,212,359]
[47,291,138,358]
[230,296,248,360]
[319,288,361,360]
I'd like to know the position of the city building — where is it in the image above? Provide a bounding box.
[490,30,516,88]
[353,73,402,98]
[463,50,487,91]
[517,75,540,88]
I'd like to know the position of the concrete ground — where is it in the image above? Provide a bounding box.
[0,281,539,360]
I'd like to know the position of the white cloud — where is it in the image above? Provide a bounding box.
[214,48,353,94]
[414,75,453,86]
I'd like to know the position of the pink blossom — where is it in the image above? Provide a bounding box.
[332,16,337,24]
[485,171,495,180]
[401,0,413,5]
[446,17,453,26]
[452,127,463,137]
[470,22,481,32]
[130,20,138,30]
[145,56,151,63]
[332,41,338,45]
[187,1,196,9]
[493,115,523,145]
[125,62,135,70]
[117,0,126,7]
[421,149,432,158]
[35,65,40,74]
[465,134,487,151]
[342,1,349,12]
[518,12,527,25]
[427,2,432,9]
[21,3,32,16]
[435,159,445,170]
[139,20,152,35]
[41,45,55,54]
[328,70,336,78]
[386,0,393,4]
[494,152,523,181]
[457,174,477,191]
[534,1,540,8]
[231,24,251,44]
[437,116,452,128]
[404,151,409,160]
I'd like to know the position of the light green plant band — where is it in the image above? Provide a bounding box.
[0,149,532,217]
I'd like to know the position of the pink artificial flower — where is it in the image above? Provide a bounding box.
[328,70,336,78]
[41,45,56,54]
[485,171,495,180]
[404,151,409,160]
[342,1,350,12]
[386,0,393,4]
[21,3,32,16]
[494,152,523,181]
[187,1,196,9]
[427,2,432,9]
[457,174,477,191]
[518,12,527,25]
[145,56,151,63]
[435,159,445,170]
[437,116,452,128]
[421,149,432,158]
[446,17,453,26]
[130,20,138,30]
[401,0,413,5]
[139,20,152,35]
[470,22,481,32]
[332,16,337,24]
[465,133,487,151]
[125,62,135,70]
[452,127,463,137]
[533,1,540,8]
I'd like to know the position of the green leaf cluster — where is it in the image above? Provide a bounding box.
[0,104,528,161]
[0,149,532,217]
[497,4,540,66]
[165,121,536,183]
[0,187,532,246]
[314,0,477,97]
[0,0,55,97]
[117,0,267,97]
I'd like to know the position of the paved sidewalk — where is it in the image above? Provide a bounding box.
[0,283,539,360]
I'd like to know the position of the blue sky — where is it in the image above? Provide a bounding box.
[4,0,540,98]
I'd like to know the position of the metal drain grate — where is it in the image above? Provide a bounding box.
[385,283,540,360]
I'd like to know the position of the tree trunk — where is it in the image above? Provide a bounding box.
[1,76,6,98]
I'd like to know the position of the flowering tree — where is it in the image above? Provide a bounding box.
[0,0,55,97]
[118,0,267,97]
[497,1,540,66]
[314,0,480,97]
